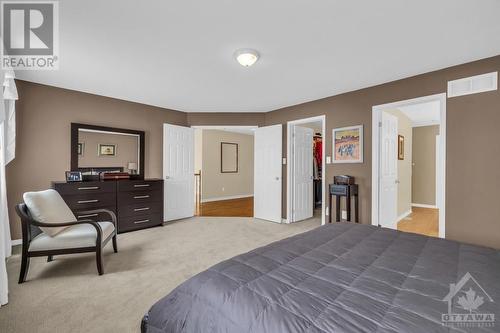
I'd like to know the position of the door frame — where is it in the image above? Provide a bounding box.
[287,115,326,225]
[371,93,446,238]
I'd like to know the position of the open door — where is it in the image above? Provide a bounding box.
[379,112,398,229]
[163,124,195,221]
[291,125,313,222]
[254,125,282,223]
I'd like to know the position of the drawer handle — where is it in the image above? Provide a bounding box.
[77,199,99,204]
[134,207,150,212]
[134,184,150,188]
[77,213,99,219]
[78,186,100,190]
[134,219,150,224]
[134,195,150,199]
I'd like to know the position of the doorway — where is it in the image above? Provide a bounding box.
[372,94,446,238]
[192,126,257,217]
[287,115,326,225]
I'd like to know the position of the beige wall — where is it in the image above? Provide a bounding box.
[7,56,500,249]
[78,131,139,171]
[412,125,439,206]
[201,130,254,201]
[6,81,187,239]
[385,109,413,217]
[194,128,203,173]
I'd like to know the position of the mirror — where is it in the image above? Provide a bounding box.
[71,123,145,179]
[221,142,238,173]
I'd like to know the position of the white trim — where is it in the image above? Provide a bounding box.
[372,93,446,239]
[412,203,438,209]
[286,115,326,226]
[11,239,22,246]
[412,120,440,127]
[201,194,253,203]
[396,209,412,223]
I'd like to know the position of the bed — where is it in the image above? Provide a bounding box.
[142,223,500,333]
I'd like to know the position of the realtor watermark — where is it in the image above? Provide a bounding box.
[1,1,59,70]
[442,272,495,328]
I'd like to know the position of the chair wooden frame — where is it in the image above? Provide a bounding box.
[15,204,118,284]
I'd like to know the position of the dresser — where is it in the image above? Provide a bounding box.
[52,179,164,233]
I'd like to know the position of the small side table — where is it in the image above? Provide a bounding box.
[328,184,359,223]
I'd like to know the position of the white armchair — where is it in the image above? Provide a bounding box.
[15,189,118,283]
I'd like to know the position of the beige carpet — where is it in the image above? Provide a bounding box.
[0,216,320,333]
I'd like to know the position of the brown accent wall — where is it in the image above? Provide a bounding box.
[412,125,440,206]
[6,81,187,239]
[265,55,500,249]
[7,56,500,249]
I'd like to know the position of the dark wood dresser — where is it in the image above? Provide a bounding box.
[52,179,164,233]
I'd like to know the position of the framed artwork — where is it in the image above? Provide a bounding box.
[98,144,116,156]
[221,142,238,173]
[398,135,405,160]
[77,142,84,156]
[65,171,82,182]
[333,125,363,163]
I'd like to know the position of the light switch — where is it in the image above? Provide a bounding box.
[326,156,331,164]
[282,158,287,165]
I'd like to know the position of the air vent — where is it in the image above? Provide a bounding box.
[447,72,497,98]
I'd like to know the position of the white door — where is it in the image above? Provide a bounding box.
[163,124,195,221]
[291,126,313,222]
[379,112,398,229]
[254,125,282,223]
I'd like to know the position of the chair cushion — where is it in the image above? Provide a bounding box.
[23,189,77,236]
[28,221,115,252]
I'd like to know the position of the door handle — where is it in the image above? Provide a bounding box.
[275,177,280,181]
[165,176,171,180]
[395,180,400,184]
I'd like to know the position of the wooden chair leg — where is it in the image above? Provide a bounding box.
[112,235,118,253]
[47,255,54,262]
[19,254,30,284]
[96,247,104,275]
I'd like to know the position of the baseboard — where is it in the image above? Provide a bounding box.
[11,239,22,246]
[411,203,437,209]
[397,209,412,222]
[201,194,253,203]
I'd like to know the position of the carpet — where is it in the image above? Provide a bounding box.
[0,216,320,333]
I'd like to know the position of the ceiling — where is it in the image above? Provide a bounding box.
[16,0,500,113]
[398,101,441,127]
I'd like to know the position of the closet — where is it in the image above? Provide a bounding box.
[313,133,322,208]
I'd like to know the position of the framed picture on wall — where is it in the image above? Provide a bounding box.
[332,125,363,163]
[98,144,116,156]
[398,135,405,160]
[221,142,238,173]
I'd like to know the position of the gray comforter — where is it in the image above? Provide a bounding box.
[142,223,500,333]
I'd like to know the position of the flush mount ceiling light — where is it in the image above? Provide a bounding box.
[234,48,259,67]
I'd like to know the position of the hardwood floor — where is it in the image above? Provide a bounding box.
[198,197,254,217]
[397,207,438,237]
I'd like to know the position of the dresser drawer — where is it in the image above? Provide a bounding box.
[64,192,117,210]
[119,201,163,218]
[75,210,116,223]
[118,213,162,233]
[117,190,163,205]
[117,180,162,193]
[54,181,116,195]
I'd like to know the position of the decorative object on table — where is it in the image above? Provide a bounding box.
[98,144,116,156]
[65,171,82,182]
[328,175,359,223]
[221,142,238,173]
[332,125,363,163]
[77,143,84,156]
[128,162,138,175]
[100,172,130,180]
[398,135,405,160]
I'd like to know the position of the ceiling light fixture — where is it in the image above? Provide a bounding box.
[234,48,259,67]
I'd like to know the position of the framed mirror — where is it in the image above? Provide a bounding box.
[71,123,145,180]
[221,142,238,173]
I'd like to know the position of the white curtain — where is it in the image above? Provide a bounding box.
[0,67,18,307]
